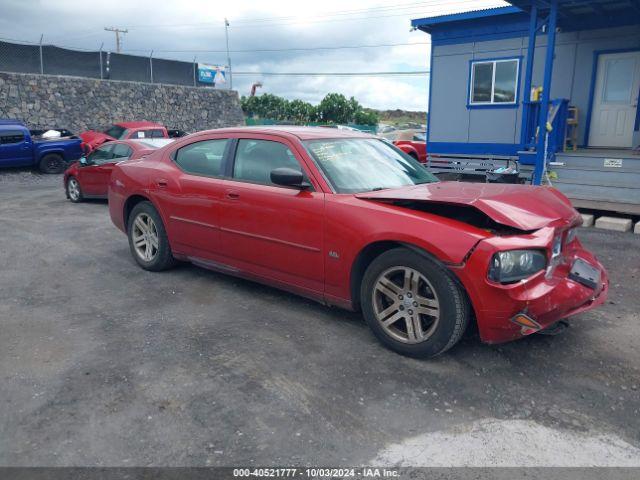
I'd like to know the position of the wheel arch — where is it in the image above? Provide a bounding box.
[36,148,65,162]
[397,144,418,158]
[123,194,153,229]
[350,240,448,311]
[349,240,476,326]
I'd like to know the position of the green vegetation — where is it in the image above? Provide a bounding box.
[240,92,379,126]
[376,109,427,127]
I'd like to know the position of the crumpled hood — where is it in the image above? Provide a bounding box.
[79,130,115,150]
[355,182,580,231]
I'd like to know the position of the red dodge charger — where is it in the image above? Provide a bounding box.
[108,126,608,357]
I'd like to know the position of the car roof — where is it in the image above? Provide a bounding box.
[115,121,164,128]
[129,138,175,148]
[192,125,376,140]
[0,119,25,126]
[109,138,171,150]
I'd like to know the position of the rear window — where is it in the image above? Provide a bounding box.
[103,125,126,139]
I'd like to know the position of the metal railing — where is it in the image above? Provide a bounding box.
[0,37,225,88]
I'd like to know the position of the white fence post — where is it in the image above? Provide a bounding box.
[39,34,44,74]
[99,43,104,79]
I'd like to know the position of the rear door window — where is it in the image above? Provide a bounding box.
[0,130,26,144]
[174,139,229,177]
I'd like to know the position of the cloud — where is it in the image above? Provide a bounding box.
[0,0,506,110]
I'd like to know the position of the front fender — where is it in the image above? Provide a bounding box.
[398,144,418,157]
[323,195,490,305]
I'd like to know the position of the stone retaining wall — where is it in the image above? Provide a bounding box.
[0,71,244,133]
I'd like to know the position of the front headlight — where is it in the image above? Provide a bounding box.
[488,249,547,283]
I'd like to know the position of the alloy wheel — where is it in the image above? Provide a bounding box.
[372,266,440,344]
[132,213,159,262]
[68,179,80,201]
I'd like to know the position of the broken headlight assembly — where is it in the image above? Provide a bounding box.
[565,227,578,245]
[488,249,547,284]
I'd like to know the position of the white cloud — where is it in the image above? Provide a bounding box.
[0,0,507,110]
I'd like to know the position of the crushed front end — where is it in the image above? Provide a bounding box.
[452,224,609,344]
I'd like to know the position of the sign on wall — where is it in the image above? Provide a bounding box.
[198,63,227,86]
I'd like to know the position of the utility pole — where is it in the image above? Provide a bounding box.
[104,27,128,53]
[224,18,232,89]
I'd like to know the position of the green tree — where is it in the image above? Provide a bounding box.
[287,99,316,123]
[354,109,379,126]
[241,92,378,126]
[317,93,357,124]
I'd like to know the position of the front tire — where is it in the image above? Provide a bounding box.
[39,154,66,174]
[127,201,176,271]
[66,177,83,203]
[361,247,470,358]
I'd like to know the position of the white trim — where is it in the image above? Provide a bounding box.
[469,58,520,105]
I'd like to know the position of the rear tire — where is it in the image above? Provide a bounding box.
[39,154,66,174]
[127,201,176,271]
[66,176,83,203]
[360,247,470,358]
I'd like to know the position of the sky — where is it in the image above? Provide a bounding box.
[0,0,507,111]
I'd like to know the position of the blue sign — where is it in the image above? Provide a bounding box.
[198,63,226,85]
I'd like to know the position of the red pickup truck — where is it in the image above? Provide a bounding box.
[80,121,186,153]
[392,129,427,163]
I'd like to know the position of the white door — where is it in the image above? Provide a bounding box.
[588,51,640,148]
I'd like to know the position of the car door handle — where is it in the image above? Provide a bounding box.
[226,191,240,200]
[156,179,168,188]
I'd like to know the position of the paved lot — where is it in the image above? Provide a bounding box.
[1,171,640,467]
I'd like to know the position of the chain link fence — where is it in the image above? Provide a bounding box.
[0,38,224,87]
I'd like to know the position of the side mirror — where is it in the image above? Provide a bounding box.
[270,167,310,189]
[79,157,88,165]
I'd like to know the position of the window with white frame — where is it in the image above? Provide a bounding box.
[470,58,519,105]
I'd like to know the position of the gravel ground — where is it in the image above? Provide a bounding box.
[0,170,639,467]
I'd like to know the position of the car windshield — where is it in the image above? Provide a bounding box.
[103,125,126,139]
[304,138,438,194]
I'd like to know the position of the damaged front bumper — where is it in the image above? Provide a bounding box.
[451,226,609,344]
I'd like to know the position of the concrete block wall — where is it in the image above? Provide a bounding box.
[0,71,244,133]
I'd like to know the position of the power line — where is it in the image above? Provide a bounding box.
[121,0,504,29]
[232,70,430,77]
[121,41,431,54]
[230,0,496,24]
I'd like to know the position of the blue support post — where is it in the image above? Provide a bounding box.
[533,0,558,185]
[520,4,538,147]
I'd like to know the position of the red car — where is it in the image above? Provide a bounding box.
[64,139,174,202]
[108,127,608,357]
[392,129,427,163]
[80,121,172,153]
